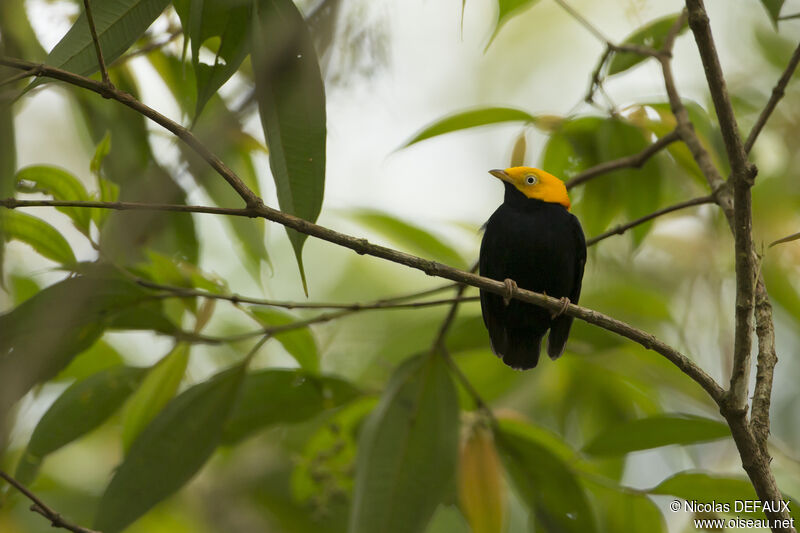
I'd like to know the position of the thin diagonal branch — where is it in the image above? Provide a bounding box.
[82,0,109,86]
[552,0,608,43]
[586,195,714,246]
[0,470,100,533]
[745,39,800,154]
[565,130,680,189]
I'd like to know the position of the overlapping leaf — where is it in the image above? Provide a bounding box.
[402,107,538,147]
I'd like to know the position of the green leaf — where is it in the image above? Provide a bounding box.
[349,355,460,533]
[55,339,125,382]
[402,107,538,147]
[91,131,112,176]
[495,418,596,533]
[0,275,174,418]
[754,26,799,71]
[649,472,760,515]
[15,165,92,235]
[0,96,15,284]
[488,0,541,47]
[608,14,688,76]
[583,414,730,456]
[252,0,327,294]
[222,369,361,444]
[249,308,319,371]
[349,209,466,269]
[15,366,146,486]
[760,0,785,27]
[44,0,172,77]
[121,344,190,452]
[186,0,252,118]
[0,210,76,265]
[589,484,666,533]
[95,363,246,533]
[541,116,604,179]
[459,425,506,533]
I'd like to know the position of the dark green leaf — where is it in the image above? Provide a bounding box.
[15,366,146,485]
[222,369,361,444]
[15,165,92,235]
[349,209,466,269]
[90,131,112,176]
[402,107,538,147]
[496,419,596,533]
[121,344,190,452]
[760,0,785,27]
[249,308,319,371]
[44,0,172,77]
[488,0,541,47]
[349,355,459,533]
[95,364,246,533]
[0,210,76,265]
[608,14,688,76]
[0,93,15,284]
[589,484,666,533]
[649,472,762,516]
[583,414,730,456]
[252,0,327,294]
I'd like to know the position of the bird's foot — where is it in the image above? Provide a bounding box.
[551,297,571,319]
[502,278,518,306]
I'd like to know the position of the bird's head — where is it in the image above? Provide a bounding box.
[488,167,571,210]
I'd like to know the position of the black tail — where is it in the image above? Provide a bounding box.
[500,330,544,370]
[547,315,574,360]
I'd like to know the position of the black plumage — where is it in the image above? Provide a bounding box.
[480,180,586,370]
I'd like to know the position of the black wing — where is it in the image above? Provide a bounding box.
[547,213,586,359]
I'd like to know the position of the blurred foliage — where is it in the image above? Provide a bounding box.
[1,1,800,533]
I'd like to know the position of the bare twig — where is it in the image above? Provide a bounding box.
[0,65,42,88]
[0,470,100,533]
[565,130,680,189]
[552,0,609,43]
[744,40,800,154]
[585,195,714,246]
[82,0,110,87]
[110,29,182,67]
[768,231,800,248]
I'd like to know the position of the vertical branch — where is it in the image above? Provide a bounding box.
[82,0,110,86]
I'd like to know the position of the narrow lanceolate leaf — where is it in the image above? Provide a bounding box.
[0,210,76,265]
[222,369,361,444]
[488,0,541,47]
[608,14,688,76]
[15,366,146,486]
[16,165,92,235]
[496,419,596,533]
[459,425,506,533]
[583,414,730,456]
[349,209,466,269]
[95,364,246,533]
[403,107,538,147]
[121,344,190,452]
[649,472,760,516]
[184,0,252,118]
[0,95,15,283]
[349,355,459,533]
[44,0,172,77]
[760,0,785,27]
[248,308,319,371]
[252,0,326,294]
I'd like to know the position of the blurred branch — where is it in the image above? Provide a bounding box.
[585,195,714,246]
[0,64,41,89]
[565,130,679,189]
[110,28,182,67]
[82,0,110,87]
[744,40,800,154]
[0,470,100,533]
[552,0,608,43]
[768,231,800,248]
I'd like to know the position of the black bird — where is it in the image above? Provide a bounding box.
[479,166,586,370]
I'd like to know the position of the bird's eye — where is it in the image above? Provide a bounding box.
[526,175,537,185]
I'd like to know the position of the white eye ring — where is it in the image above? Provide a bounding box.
[525,175,537,185]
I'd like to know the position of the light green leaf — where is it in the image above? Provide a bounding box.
[488,0,541,47]
[55,339,125,382]
[402,107,538,147]
[15,366,146,486]
[95,363,246,533]
[583,414,730,456]
[496,418,596,533]
[121,344,190,452]
[252,0,327,294]
[459,425,506,533]
[91,131,112,176]
[222,369,361,444]
[760,0,785,27]
[349,355,459,533]
[649,472,759,515]
[589,484,666,533]
[608,14,688,76]
[15,165,92,235]
[0,210,76,265]
[349,209,465,269]
[44,0,172,77]
[249,308,319,372]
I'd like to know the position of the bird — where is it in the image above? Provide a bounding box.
[479,166,586,370]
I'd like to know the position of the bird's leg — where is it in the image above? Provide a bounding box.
[502,278,518,306]
[551,297,571,319]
